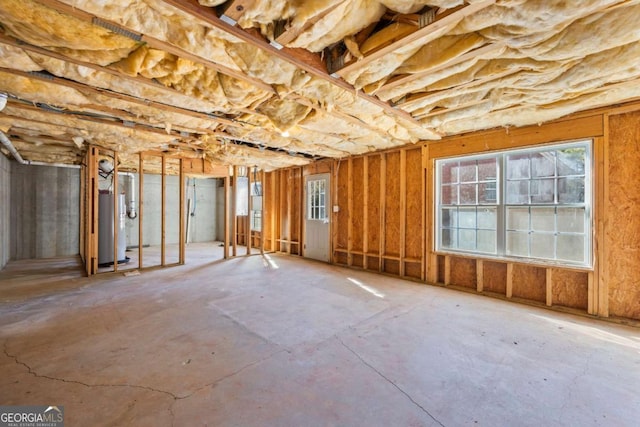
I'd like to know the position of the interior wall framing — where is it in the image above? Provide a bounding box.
[262,101,640,323]
[0,153,11,269]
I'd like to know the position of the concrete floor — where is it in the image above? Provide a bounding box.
[1,250,639,426]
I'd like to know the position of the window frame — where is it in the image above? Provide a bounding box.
[307,178,328,221]
[435,139,593,269]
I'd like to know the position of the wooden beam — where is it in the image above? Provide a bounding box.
[421,145,427,281]
[271,171,277,252]
[400,149,406,277]
[79,163,86,265]
[297,167,303,256]
[232,166,238,256]
[274,1,346,46]
[34,0,275,94]
[444,255,451,285]
[347,158,353,266]
[223,168,230,259]
[0,66,235,131]
[221,0,255,22]
[506,263,513,298]
[376,42,505,96]
[90,146,99,275]
[113,151,119,273]
[247,165,252,255]
[335,1,495,77]
[546,268,553,307]
[260,169,265,255]
[161,155,167,266]
[379,153,386,272]
[287,168,292,255]
[179,158,185,264]
[363,155,369,270]
[3,101,187,140]
[476,259,484,292]
[160,0,423,127]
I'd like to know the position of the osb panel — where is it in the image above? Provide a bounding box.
[450,257,476,289]
[366,256,379,271]
[303,160,331,176]
[551,269,588,310]
[483,262,507,294]
[336,160,349,250]
[437,255,445,283]
[351,157,364,252]
[405,148,422,260]
[335,251,348,265]
[384,259,400,275]
[512,265,546,303]
[607,112,640,320]
[367,155,381,253]
[385,152,401,256]
[352,254,364,268]
[405,262,422,279]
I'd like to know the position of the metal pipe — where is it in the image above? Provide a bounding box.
[118,172,137,219]
[0,130,80,168]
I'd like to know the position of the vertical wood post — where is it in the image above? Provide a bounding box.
[161,155,166,266]
[223,168,230,259]
[138,155,144,270]
[179,158,185,265]
[400,150,407,277]
[113,151,119,272]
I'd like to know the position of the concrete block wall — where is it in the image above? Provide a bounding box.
[10,163,80,259]
[0,154,10,269]
[97,174,219,249]
[186,178,218,243]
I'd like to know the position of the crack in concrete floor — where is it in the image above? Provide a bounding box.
[336,336,446,427]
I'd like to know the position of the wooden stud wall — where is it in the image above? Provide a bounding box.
[262,167,304,256]
[605,110,640,319]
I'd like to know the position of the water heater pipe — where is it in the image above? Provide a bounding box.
[119,172,137,219]
[0,130,80,169]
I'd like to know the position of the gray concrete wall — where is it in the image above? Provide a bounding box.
[10,163,80,259]
[95,173,220,249]
[187,178,218,243]
[0,155,10,269]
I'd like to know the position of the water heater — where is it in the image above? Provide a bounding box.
[98,192,128,266]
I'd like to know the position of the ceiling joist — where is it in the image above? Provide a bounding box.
[159,0,423,128]
[35,0,276,94]
[332,0,495,77]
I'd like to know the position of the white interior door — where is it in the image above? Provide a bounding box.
[304,173,330,262]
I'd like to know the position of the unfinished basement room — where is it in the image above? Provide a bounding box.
[1,0,639,425]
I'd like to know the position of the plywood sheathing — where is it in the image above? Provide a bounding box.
[606,111,640,320]
[366,155,381,271]
[351,157,365,264]
[482,261,507,295]
[404,148,422,263]
[335,159,349,253]
[551,269,588,311]
[384,151,401,259]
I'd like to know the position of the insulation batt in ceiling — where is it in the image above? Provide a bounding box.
[0,0,639,170]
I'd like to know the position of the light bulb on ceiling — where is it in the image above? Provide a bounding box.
[280,130,290,138]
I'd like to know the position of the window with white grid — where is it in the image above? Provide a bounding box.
[436,140,592,267]
[307,179,327,220]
